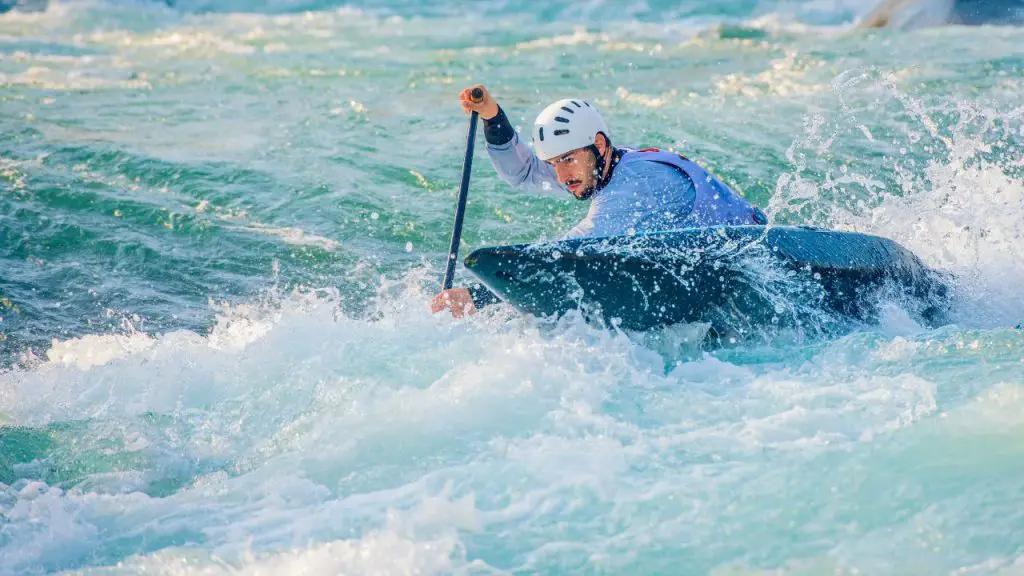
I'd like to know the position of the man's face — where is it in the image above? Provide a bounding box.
[546,147,599,199]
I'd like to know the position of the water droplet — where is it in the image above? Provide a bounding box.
[405,242,413,252]
[370,212,379,220]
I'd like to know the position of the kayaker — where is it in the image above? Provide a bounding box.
[431,84,767,319]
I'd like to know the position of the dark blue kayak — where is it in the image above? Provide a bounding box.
[463,225,952,339]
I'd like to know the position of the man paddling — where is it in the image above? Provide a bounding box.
[431,84,767,318]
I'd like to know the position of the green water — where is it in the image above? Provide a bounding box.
[1,1,1023,574]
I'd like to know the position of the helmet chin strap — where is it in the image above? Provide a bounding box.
[591,144,607,184]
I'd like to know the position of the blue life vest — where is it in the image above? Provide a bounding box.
[615,147,768,226]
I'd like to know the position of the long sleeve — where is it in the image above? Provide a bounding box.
[482,107,562,195]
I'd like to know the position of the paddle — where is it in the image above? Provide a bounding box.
[441,87,484,291]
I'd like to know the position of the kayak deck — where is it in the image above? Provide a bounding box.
[463,225,952,336]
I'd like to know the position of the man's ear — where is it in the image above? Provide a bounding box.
[594,132,609,155]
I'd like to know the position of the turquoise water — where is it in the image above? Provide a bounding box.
[1,1,1023,574]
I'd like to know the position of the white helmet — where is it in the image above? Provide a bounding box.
[531,99,609,161]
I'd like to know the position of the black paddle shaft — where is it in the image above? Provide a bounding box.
[442,87,484,290]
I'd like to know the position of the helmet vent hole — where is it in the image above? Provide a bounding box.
[560,106,575,114]
[571,100,582,108]
[538,127,544,141]
[554,116,570,123]
[554,129,570,136]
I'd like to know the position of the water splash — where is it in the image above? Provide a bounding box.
[768,68,1024,329]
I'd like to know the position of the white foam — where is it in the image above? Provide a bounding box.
[714,50,831,98]
[238,223,344,252]
[73,529,466,576]
[769,74,1024,329]
[0,272,1020,573]
[0,484,101,575]
[44,333,157,370]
